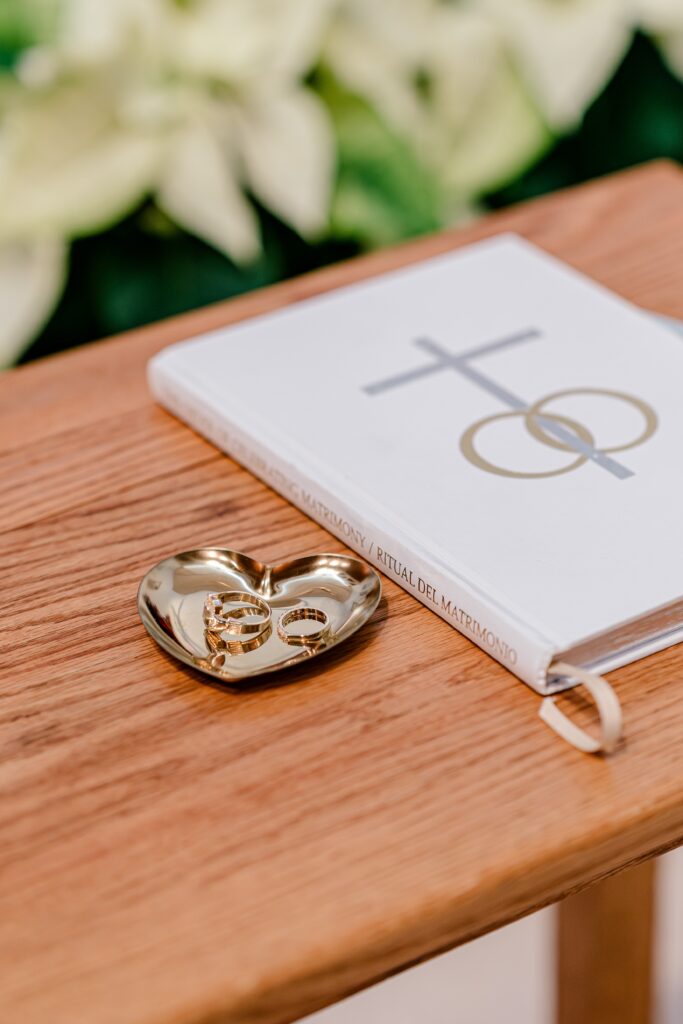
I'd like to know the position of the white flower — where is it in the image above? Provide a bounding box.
[0,0,336,364]
[323,0,428,134]
[0,76,162,241]
[0,239,66,367]
[473,0,632,129]
[166,0,335,88]
[661,34,683,79]
[630,0,683,32]
[23,0,336,252]
[416,9,550,203]
[325,1,549,210]
[630,0,683,78]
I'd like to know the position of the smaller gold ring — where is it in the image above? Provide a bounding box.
[203,591,271,637]
[277,607,330,646]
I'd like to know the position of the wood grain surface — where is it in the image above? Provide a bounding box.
[2,162,683,1024]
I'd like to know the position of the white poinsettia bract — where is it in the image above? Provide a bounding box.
[0,0,674,367]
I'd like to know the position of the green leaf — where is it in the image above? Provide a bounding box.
[319,73,442,248]
[0,1,58,67]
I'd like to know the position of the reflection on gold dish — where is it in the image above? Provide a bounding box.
[137,548,382,683]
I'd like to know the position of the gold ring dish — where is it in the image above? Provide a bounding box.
[137,548,382,683]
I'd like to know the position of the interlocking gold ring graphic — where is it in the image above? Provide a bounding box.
[460,388,658,479]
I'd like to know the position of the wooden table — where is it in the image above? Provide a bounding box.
[3,162,683,1024]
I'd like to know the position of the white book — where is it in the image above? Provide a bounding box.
[149,235,683,751]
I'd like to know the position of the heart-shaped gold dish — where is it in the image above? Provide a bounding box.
[137,548,382,682]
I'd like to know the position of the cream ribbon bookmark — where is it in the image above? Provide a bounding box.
[539,662,623,754]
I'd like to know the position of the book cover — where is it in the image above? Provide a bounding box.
[148,235,683,746]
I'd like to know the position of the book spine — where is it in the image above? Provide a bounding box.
[149,359,555,692]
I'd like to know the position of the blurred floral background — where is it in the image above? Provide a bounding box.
[1,0,683,368]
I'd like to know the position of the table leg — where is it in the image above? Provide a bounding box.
[557,859,656,1024]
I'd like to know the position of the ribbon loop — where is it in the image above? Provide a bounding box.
[539,661,623,754]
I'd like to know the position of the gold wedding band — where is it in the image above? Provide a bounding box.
[277,607,330,646]
[203,591,271,637]
[205,623,272,658]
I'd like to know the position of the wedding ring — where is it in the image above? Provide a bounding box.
[277,607,330,646]
[203,591,271,637]
[205,623,272,658]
